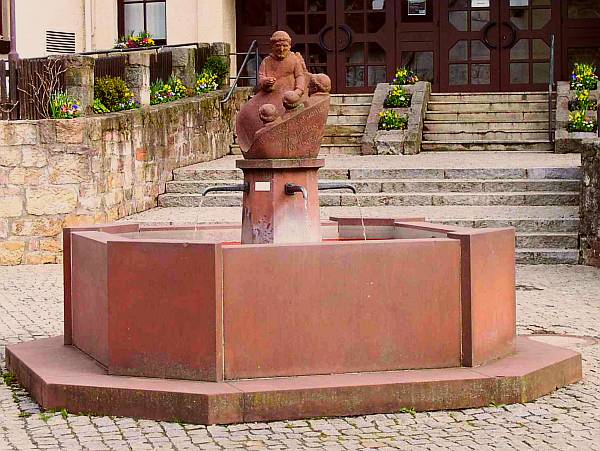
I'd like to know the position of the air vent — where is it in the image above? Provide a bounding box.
[46,31,76,54]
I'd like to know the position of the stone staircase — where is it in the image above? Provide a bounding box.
[422,92,554,152]
[229,93,371,156]
[159,160,581,264]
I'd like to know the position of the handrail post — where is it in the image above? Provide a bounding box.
[548,34,555,144]
[221,40,258,104]
[255,45,260,87]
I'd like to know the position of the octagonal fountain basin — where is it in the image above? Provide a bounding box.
[5,218,582,425]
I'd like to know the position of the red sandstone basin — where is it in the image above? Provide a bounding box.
[63,219,516,383]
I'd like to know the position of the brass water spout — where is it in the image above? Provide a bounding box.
[285,183,308,200]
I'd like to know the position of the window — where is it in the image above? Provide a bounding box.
[118,0,167,43]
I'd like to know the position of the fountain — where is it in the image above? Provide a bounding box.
[6,32,581,425]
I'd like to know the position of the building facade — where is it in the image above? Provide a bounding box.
[238,0,600,93]
[1,0,235,59]
[2,0,599,93]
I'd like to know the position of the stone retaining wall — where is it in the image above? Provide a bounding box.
[0,88,251,265]
[581,139,600,267]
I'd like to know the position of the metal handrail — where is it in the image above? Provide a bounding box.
[548,34,555,143]
[221,40,259,104]
[63,42,201,57]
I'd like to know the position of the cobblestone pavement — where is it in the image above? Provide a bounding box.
[0,264,598,450]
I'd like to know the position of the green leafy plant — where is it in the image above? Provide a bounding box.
[150,76,188,105]
[378,110,408,130]
[398,407,417,418]
[116,31,156,49]
[195,69,219,95]
[202,56,229,88]
[391,66,419,85]
[384,85,412,108]
[94,76,138,112]
[1,371,16,386]
[570,63,598,90]
[49,91,81,119]
[92,98,110,114]
[568,110,597,132]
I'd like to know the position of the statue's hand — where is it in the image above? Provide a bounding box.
[263,77,276,90]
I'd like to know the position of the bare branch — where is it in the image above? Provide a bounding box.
[17,58,67,119]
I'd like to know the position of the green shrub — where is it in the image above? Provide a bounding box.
[49,91,81,119]
[384,85,412,108]
[92,98,110,114]
[202,56,229,87]
[378,110,408,130]
[94,76,138,112]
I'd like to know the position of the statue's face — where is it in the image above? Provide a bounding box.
[272,40,291,60]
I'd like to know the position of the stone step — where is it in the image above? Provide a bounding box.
[325,124,366,135]
[516,232,579,250]
[322,134,363,145]
[329,104,372,116]
[425,111,550,121]
[159,191,578,208]
[327,115,369,126]
[427,100,549,113]
[423,131,550,141]
[174,166,581,181]
[515,249,579,264]
[166,179,580,194]
[430,92,550,102]
[330,94,373,105]
[421,141,554,152]
[319,144,363,155]
[424,120,549,132]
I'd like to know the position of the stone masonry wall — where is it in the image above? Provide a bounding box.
[581,139,600,267]
[0,88,251,265]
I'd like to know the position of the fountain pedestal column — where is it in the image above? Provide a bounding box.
[236,158,324,245]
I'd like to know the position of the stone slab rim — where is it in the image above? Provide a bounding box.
[6,336,582,425]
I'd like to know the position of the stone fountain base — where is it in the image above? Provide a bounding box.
[5,219,582,424]
[6,336,581,424]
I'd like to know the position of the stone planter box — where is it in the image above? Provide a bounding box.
[362,81,431,155]
[555,81,600,153]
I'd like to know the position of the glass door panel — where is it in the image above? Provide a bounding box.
[440,0,501,91]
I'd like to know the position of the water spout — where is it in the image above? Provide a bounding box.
[202,182,250,196]
[317,182,357,194]
[285,183,308,200]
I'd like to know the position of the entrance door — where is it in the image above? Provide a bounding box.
[278,0,395,93]
[440,0,560,91]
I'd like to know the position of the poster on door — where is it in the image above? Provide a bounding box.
[408,0,427,16]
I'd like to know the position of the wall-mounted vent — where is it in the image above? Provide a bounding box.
[46,31,76,54]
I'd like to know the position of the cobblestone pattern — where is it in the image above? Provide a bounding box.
[1,264,599,450]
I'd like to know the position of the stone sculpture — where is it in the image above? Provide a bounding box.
[236,30,331,159]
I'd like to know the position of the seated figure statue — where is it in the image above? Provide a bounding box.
[236,31,331,158]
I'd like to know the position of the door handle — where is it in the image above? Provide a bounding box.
[501,21,518,49]
[338,24,353,52]
[318,25,334,52]
[481,21,498,50]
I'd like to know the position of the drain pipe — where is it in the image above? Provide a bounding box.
[284,183,308,200]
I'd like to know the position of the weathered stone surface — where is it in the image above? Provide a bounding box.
[8,167,45,185]
[11,217,63,237]
[55,119,85,144]
[0,196,23,217]
[48,153,90,183]
[580,139,600,267]
[0,240,25,265]
[21,146,48,167]
[25,186,78,215]
[0,146,22,166]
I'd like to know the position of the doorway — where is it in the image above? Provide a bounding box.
[440,0,560,92]
[277,0,396,93]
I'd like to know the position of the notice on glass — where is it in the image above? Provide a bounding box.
[471,0,490,7]
[408,0,426,16]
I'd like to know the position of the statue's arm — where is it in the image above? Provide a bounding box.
[293,59,307,95]
[258,59,273,91]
